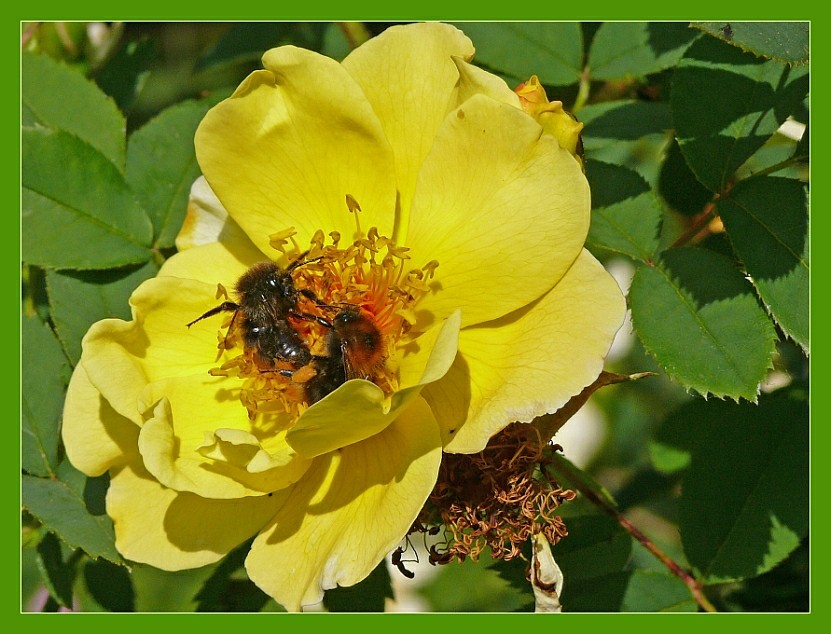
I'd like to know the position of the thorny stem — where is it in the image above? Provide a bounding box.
[576,483,718,613]
[669,202,718,249]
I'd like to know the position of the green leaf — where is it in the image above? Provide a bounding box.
[126,97,223,249]
[453,22,583,86]
[579,100,672,182]
[547,453,617,508]
[721,540,808,611]
[563,570,697,612]
[629,247,778,400]
[553,514,632,584]
[36,531,78,608]
[131,564,219,612]
[320,22,352,61]
[417,556,530,612]
[692,22,809,65]
[94,37,157,113]
[323,559,394,612]
[585,160,662,262]
[195,541,270,612]
[22,315,70,477]
[22,51,126,170]
[82,559,136,612]
[679,386,809,583]
[671,36,809,192]
[22,471,121,564]
[581,101,673,147]
[22,127,153,270]
[196,23,326,72]
[717,177,809,352]
[657,138,713,217]
[650,398,722,474]
[588,22,700,81]
[46,261,159,366]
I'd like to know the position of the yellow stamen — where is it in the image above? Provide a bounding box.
[207,226,438,421]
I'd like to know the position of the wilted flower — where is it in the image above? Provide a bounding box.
[62,22,624,611]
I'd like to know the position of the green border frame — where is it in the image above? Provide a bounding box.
[11,1,820,629]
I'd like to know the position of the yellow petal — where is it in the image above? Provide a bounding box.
[174,176,252,252]
[195,49,397,252]
[138,375,311,498]
[341,23,475,239]
[81,276,234,424]
[61,363,139,476]
[158,240,262,289]
[406,94,590,328]
[454,56,521,108]
[285,311,460,458]
[245,397,442,611]
[106,460,287,571]
[424,249,625,453]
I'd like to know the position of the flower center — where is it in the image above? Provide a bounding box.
[207,225,438,420]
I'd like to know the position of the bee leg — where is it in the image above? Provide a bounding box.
[187,301,239,327]
[289,309,333,329]
[298,287,334,309]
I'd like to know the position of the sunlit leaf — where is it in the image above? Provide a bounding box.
[692,22,809,65]
[585,160,662,262]
[679,386,809,583]
[22,51,126,170]
[46,262,159,366]
[22,468,121,564]
[22,127,153,269]
[672,36,809,192]
[126,97,224,249]
[629,247,778,400]
[453,22,583,86]
[588,22,699,81]
[717,177,809,352]
[22,315,70,477]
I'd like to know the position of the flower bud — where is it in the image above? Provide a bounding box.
[516,75,584,166]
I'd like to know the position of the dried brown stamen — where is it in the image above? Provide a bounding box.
[410,422,576,569]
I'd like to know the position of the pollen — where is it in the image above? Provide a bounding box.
[206,224,438,421]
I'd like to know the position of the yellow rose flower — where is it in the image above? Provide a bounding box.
[61,22,625,611]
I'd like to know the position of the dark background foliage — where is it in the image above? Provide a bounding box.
[21,21,809,613]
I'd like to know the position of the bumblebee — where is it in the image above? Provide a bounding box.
[187,254,325,369]
[304,308,385,403]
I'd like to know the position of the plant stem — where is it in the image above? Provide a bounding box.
[669,203,717,249]
[576,483,718,613]
[572,68,591,114]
